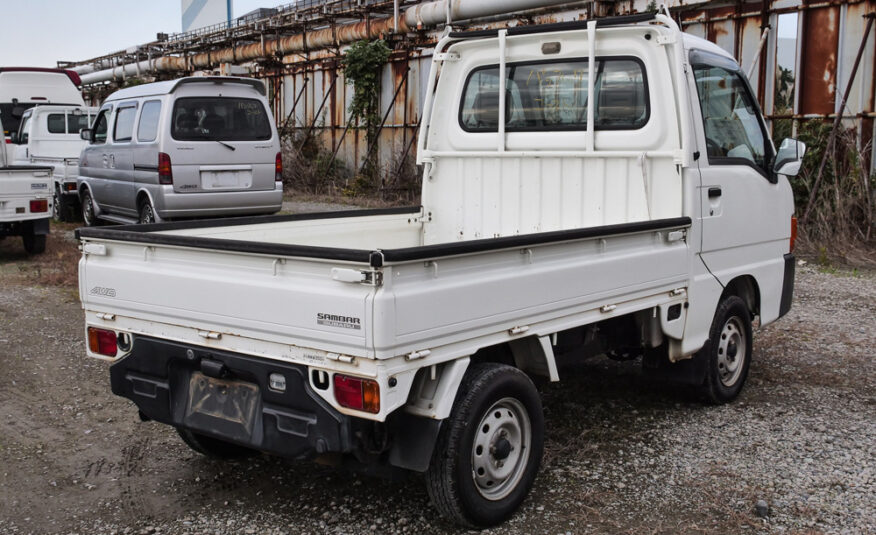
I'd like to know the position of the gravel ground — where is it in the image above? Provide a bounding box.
[1,226,874,535]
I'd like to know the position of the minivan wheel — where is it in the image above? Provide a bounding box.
[138,200,155,224]
[425,363,544,528]
[695,295,753,404]
[81,191,97,227]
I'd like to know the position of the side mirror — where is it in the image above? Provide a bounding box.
[80,128,93,142]
[10,132,18,144]
[773,138,806,177]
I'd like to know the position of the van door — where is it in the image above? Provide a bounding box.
[690,50,792,321]
[80,105,114,207]
[103,101,138,216]
[167,96,276,193]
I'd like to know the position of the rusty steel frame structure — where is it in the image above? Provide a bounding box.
[66,0,876,183]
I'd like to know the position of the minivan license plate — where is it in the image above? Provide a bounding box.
[200,170,252,189]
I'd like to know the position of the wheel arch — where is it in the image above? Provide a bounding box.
[720,275,761,319]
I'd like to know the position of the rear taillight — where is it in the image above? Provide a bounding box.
[333,374,380,413]
[65,182,77,192]
[30,199,48,213]
[275,152,283,182]
[158,152,173,185]
[87,327,117,357]
[790,216,798,253]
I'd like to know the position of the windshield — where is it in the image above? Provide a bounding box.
[171,97,272,142]
[0,102,36,136]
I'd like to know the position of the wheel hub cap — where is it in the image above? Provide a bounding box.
[716,316,747,387]
[471,397,531,501]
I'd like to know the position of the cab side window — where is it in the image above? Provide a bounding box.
[137,100,161,142]
[113,104,137,143]
[693,64,767,169]
[92,109,111,144]
[17,113,31,144]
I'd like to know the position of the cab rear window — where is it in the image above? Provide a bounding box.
[171,97,272,141]
[459,57,649,132]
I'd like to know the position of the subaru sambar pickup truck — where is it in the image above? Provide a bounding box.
[0,116,53,253]
[77,12,803,527]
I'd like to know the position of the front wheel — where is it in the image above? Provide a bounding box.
[426,363,544,528]
[695,295,753,404]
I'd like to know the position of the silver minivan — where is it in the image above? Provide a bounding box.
[77,76,283,225]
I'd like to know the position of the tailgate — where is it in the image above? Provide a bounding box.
[0,166,52,220]
[79,240,376,359]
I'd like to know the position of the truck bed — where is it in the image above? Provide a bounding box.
[78,208,691,374]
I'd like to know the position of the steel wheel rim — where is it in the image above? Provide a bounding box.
[471,397,531,501]
[52,189,61,220]
[717,316,747,387]
[140,205,154,224]
[82,195,94,226]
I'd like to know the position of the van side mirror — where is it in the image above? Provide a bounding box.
[773,138,806,177]
[80,128,93,142]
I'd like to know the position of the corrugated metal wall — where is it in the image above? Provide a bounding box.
[247,0,876,177]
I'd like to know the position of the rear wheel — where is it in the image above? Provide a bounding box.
[52,188,64,222]
[22,231,46,254]
[176,428,256,459]
[695,295,753,404]
[138,199,155,224]
[425,363,543,527]
[81,191,98,227]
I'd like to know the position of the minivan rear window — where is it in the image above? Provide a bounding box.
[171,97,272,141]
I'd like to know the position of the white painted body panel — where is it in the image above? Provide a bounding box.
[78,18,794,424]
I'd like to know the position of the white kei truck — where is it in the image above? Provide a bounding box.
[11,104,97,222]
[0,116,53,254]
[77,13,804,527]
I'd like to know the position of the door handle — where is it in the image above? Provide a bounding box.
[109,154,115,168]
[708,187,722,198]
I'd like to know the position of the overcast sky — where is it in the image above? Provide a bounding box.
[0,2,800,69]
[0,0,289,68]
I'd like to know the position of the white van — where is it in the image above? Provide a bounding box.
[0,67,85,162]
[77,77,283,225]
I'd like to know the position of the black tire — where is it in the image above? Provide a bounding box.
[81,191,98,227]
[138,199,156,224]
[695,295,753,404]
[176,428,256,459]
[52,187,65,222]
[22,232,46,254]
[425,363,544,528]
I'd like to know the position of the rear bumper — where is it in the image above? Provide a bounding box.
[778,253,795,318]
[155,186,282,219]
[110,336,352,459]
[0,217,49,236]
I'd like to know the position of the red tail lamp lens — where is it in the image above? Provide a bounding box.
[333,374,380,413]
[158,152,173,185]
[790,217,798,253]
[87,327,117,357]
[275,152,283,182]
[29,199,48,213]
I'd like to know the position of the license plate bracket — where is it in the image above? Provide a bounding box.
[184,372,260,442]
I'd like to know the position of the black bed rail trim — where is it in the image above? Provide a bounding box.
[375,217,691,266]
[0,165,55,172]
[448,13,657,40]
[77,211,690,269]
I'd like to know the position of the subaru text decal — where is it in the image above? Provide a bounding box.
[317,313,361,330]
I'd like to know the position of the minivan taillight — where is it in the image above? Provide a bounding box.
[790,216,798,253]
[158,152,173,185]
[275,152,283,182]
